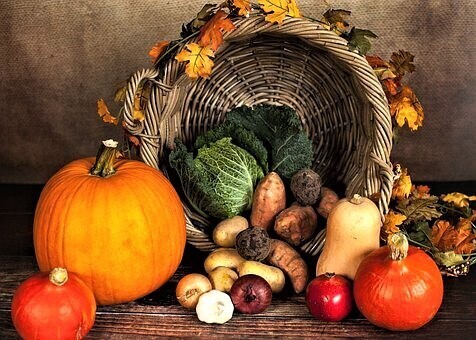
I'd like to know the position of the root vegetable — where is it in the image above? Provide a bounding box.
[208,267,238,293]
[250,172,286,230]
[175,273,212,309]
[213,216,249,247]
[235,227,271,261]
[274,203,318,246]
[237,260,286,293]
[316,187,339,218]
[204,248,246,273]
[290,169,322,206]
[266,239,309,294]
[196,290,234,324]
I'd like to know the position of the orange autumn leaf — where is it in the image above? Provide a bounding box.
[97,99,118,125]
[175,43,215,79]
[392,167,412,200]
[383,211,407,234]
[233,0,252,17]
[441,192,476,209]
[198,10,235,51]
[431,219,476,254]
[389,86,424,131]
[259,0,301,25]
[382,79,399,96]
[148,41,169,63]
[411,185,431,199]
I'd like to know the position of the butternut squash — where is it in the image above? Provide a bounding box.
[316,194,382,280]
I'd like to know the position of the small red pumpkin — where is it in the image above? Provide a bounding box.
[11,267,96,339]
[353,232,444,331]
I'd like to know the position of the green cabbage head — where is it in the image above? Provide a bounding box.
[169,137,264,220]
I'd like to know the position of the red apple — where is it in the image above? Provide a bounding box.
[305,273,353,322]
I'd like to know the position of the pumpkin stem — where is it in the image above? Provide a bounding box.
[49,267,69,286]
[350,194,363,205]
[387,232,409,261]
[90,139,119,177]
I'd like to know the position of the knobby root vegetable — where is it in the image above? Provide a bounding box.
[250,172,286,230]
[274,203,318,246]
[315,187,339,218]
[290,168,322,206]
[235,226,271,261]
[213,216,249,247]
[266,239,309,294]
[175,273,212,309]
[208,266,238,293]
[195,289,234,324]
[204,248,246,273]
[237,260,286,293]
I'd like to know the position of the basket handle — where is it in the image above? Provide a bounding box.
[122,68,160,135]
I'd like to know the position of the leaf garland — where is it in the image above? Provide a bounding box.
[385,164,476,275]
[258,0,301,24]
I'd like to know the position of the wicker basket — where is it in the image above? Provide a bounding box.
[121,14,394,256]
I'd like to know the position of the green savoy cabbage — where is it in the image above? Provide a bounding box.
[169,137,264,220]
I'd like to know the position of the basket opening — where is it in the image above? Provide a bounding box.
[172,34,372,190]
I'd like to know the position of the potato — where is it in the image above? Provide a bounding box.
[316,187,339,218]
[212,216,249,247]
[208,266,238,293]
[204,248,246,273]
[236,260,286,293]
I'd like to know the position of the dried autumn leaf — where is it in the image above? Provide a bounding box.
[433,251,465,267]
[442,192,476,208]
[346,28,377,55]
[322,9,351,33]
[396,196,442,223]
[232,0,252,17]
[97,99,118,125]
[366,55,390,69]
[389,50,416,77]
[175,42,215,79]
[148,41,169,63]
[431,219,476,254]
[431,220,454,252]
[383,211,407,234]
[389,86,424,131]
[259,0,301,25]
[181,4,217,38]
[392,167,412,200]
[382,78,399,96]
[411,185,431,199]
[198,10,235,51]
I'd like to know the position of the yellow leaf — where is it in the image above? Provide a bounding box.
[259,0,301,24]
[175,43,215,79]
[148,41,169,63]
[389,86,424,131]
[392,167,412,200]
[442,192,476,208]
[198,10,235,51]
[383,211,407,234]
[97,99,118,125]
[233,0,252,17]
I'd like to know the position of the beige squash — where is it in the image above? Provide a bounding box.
[316,194,382,280]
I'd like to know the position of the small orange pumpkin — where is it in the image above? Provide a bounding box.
[34,140,187,305]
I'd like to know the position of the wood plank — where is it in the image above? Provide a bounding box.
[1,256,475,338]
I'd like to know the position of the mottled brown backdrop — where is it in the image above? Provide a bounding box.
[1,0,475,184]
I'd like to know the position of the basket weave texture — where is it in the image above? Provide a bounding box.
[122,14,394,256]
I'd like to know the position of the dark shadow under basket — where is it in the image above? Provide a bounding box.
[122,15,394,256]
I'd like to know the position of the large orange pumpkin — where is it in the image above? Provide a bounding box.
[33,140,187,305]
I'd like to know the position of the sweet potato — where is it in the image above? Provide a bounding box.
[250,172,286,230]
[266,239,308,294]
[315,186,339,218]
[274,203,317,246]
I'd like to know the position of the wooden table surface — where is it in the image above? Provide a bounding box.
[1,183,475,339]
